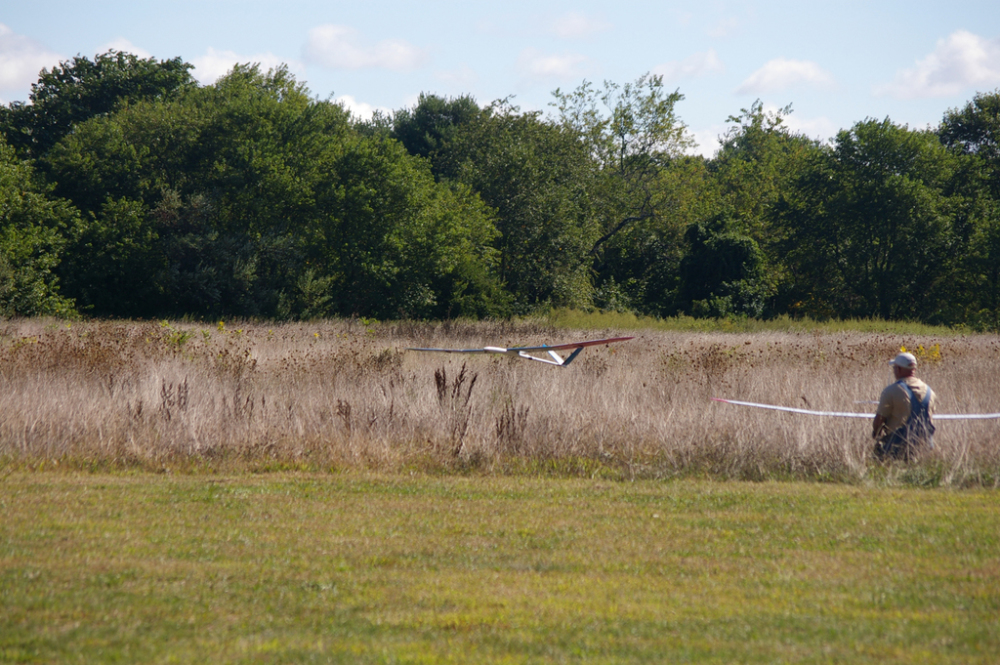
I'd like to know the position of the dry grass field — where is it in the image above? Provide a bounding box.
[1,317,998,485]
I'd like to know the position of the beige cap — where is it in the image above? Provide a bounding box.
[889,352,917,369]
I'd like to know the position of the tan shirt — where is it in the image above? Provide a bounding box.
[876,377,935,434]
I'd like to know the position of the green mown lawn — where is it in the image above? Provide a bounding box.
[1,472,997,663]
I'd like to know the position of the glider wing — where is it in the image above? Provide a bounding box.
[712,397,1000,420]
[407,336,634,367]
[406,347,490,354]
[936,412,1000,420]
[711,397,872,418]
[507,337,635,352]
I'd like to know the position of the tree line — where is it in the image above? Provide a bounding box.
[1,51,998,327]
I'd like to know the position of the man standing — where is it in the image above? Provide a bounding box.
[872,352,936,461]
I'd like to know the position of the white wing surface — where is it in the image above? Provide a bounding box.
[711,398,873,418]
[712,397,1000,420]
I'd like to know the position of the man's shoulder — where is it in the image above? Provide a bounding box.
[904,376,934,404]
[880,381,907,399]
[877,381,907,417]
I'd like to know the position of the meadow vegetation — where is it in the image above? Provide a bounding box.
[1,317,998,486]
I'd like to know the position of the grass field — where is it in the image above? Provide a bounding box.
[2,471,998,664]
[2,317,998,660]
[1,317,999,485]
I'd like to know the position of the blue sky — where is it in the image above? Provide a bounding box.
[2,1,999,156]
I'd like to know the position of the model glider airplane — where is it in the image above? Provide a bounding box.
[407,336,634,367]
[712,397,1000,420]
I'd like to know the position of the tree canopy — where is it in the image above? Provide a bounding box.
[0,50,195,160]
[0,138,78,317]
[2,52,999,328]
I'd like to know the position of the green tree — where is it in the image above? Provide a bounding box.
[442,101,597,312]
[779,119,961,321]
[939,89,1000,197]
[0,50,195,159]
[938,90,1000,328]
[677,213,773,318]
[45,64,347,317]
[551,74,700,313]
[711,101,820,245]
[590,155,716,315]
[44,64,504,319]
[708,101,823,316]
[0,139,77,317]
[307,133,502,319]
[551,74,692,256]
[958,204,1000,329]
[391,93,483,179]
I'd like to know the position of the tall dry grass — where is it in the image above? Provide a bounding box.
[1,318,998,485]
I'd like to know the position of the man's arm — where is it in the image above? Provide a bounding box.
[872,414,886,439]
[873,383,897,439]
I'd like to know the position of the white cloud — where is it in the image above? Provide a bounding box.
[707,16,739,39]
[436,65,478,88]
[780,111,838,144]
[96,38,151,59]
[0,23,62,95]
[304,24,427,71]
[685,124,727,158]
[876,30,1000,99]
[335,94,390,121]
[747,103,838,143]
[674,11,694,27]
[191,47,293,85]
[687,107,837,159]
[516,48,591,82]
[736,58,835,94]
[653,49,724,81]
[551,12,612,39]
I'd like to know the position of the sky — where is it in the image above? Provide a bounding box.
[2,1,999,156]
